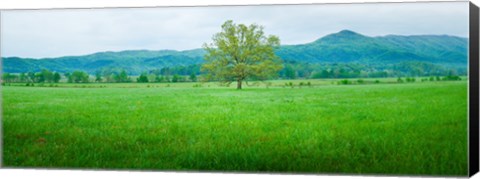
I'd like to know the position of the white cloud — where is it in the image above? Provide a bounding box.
[0,1,469,58]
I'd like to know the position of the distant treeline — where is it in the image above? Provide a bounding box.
[279,61,466,79]
[1,68,199,83]
[1,61,465,83]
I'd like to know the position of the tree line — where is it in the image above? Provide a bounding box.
[2,62,464,84]
[2,70,62,83]
[1,68,199,84]
[279,61,465,79]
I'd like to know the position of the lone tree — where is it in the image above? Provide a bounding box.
[202,20,282,89]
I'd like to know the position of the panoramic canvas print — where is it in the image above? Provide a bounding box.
[0,1,471,176]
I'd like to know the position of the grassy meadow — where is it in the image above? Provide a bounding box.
[2,79,468,176]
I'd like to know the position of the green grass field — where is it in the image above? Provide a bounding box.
[2,79,468,176]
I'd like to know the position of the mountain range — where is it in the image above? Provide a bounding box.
[2,30,468,74]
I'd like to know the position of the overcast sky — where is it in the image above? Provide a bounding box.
[0,1,469,58]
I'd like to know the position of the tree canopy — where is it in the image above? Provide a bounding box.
[202,20,283,89]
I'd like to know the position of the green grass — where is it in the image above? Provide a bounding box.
[2,80,468,176]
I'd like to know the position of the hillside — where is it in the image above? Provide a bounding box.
[2,30,468,74]
[275,30,467,64]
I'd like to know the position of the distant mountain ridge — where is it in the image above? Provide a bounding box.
[276,30,467,64]
[2,30,468,74]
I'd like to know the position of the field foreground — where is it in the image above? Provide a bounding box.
[2,80,468,175]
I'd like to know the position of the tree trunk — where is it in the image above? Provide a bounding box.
[237,79,242,89]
